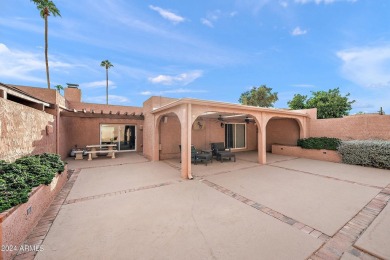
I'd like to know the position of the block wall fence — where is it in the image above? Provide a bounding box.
[310,114,390,140]
[0,98,56,162]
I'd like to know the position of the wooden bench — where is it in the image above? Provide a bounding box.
[85,149,116,161]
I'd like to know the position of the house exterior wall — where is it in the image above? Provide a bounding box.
[158,117,258,160]
[0,98,56,162]
[13,85,58,105]
[142,96,179,160]
[266,118,300,152]
[60,117,143,158]
[68,101,143,114]
[310,114,390,140]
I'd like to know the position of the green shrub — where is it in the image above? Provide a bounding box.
[338,140,390,169]
[0,153,65,213]
[38,153,65,173]
[297,137,341,150]
[15,156,55,186]
[0,162,30,212]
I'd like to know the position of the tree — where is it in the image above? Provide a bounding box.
[100,60,113,105]
[31,0,61,89]
[239,85,278,107]
[54,84,63,94]
[287,94,307,110]
[287,87,355,119]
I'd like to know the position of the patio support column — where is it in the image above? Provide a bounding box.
[152,115,160,161]
[180,103,193,179]
[257,115,267,164]
[301,117,308,138]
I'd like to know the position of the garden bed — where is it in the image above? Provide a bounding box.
[0,165,68,260]
[272,144,341,163]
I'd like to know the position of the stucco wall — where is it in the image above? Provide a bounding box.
[68,101,143,114]
[12,85,58,104]
[0,168,68,260]
[142,96,178,160]
[266,118,300,152]
[0,98,56,162]
[272,144,341,163]
[61,117,143,158]
[310,114,390,140]
[158,117,258,160]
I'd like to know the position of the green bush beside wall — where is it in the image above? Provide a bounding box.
[297,137,341,151]
[0,153,65,213]
[338,140,390,169]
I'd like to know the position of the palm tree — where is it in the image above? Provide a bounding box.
[100,60,114,105]
[31,0,61,89]
[54,84,63,94]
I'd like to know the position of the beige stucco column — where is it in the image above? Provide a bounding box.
[180,103,193,179]
[258,121,267,164]
[152,115,160,161]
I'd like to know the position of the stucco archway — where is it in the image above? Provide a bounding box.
[265,117,302,152]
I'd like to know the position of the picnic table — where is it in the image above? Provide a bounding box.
[86,144,117,160]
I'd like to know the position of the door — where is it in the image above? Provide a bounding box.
[100,124,136,151]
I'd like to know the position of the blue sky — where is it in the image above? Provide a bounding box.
[1,0,389,113]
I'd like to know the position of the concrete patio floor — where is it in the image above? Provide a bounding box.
[22,152,390,260]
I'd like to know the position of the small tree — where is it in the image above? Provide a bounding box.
[239,85,278,107]
[287,87,355,119]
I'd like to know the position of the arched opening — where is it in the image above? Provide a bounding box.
[191,111,259,152]
[266,117,301,152]
[156,112,182,160]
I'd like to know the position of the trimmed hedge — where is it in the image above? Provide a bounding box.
[338,140,390,169]
[0,153,65,213]
[297,137,341,151]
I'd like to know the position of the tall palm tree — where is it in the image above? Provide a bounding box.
[31,0,61,89]
[100,60,113,105]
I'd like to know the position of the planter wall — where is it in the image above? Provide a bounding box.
[272,145,341,163]
[0,166,68,260]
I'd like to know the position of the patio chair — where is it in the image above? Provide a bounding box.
[210,142,236,163]
[179,145,212,165]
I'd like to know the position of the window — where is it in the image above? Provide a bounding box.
[100,124,136,151]
[225,123,246,149]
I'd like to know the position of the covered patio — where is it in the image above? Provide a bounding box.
[29,153,390,260]
[147,98,311,179]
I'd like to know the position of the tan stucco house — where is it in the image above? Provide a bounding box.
[1,83,389,179]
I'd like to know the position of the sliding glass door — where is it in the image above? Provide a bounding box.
[225,123,246,149]
[100,124,136,151]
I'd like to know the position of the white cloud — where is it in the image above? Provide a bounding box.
[140,88,208,96]
[84,95,129,104]
[0,43,72,82]
[291,26,307,36]
[280,1,289,7]
[148,70,203,86]
[81,80,116,89]
[337,45,390,88]
[149,5,185,24]
[295,0,357,4]
[201,18,214,28]
[201,10,237,28]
